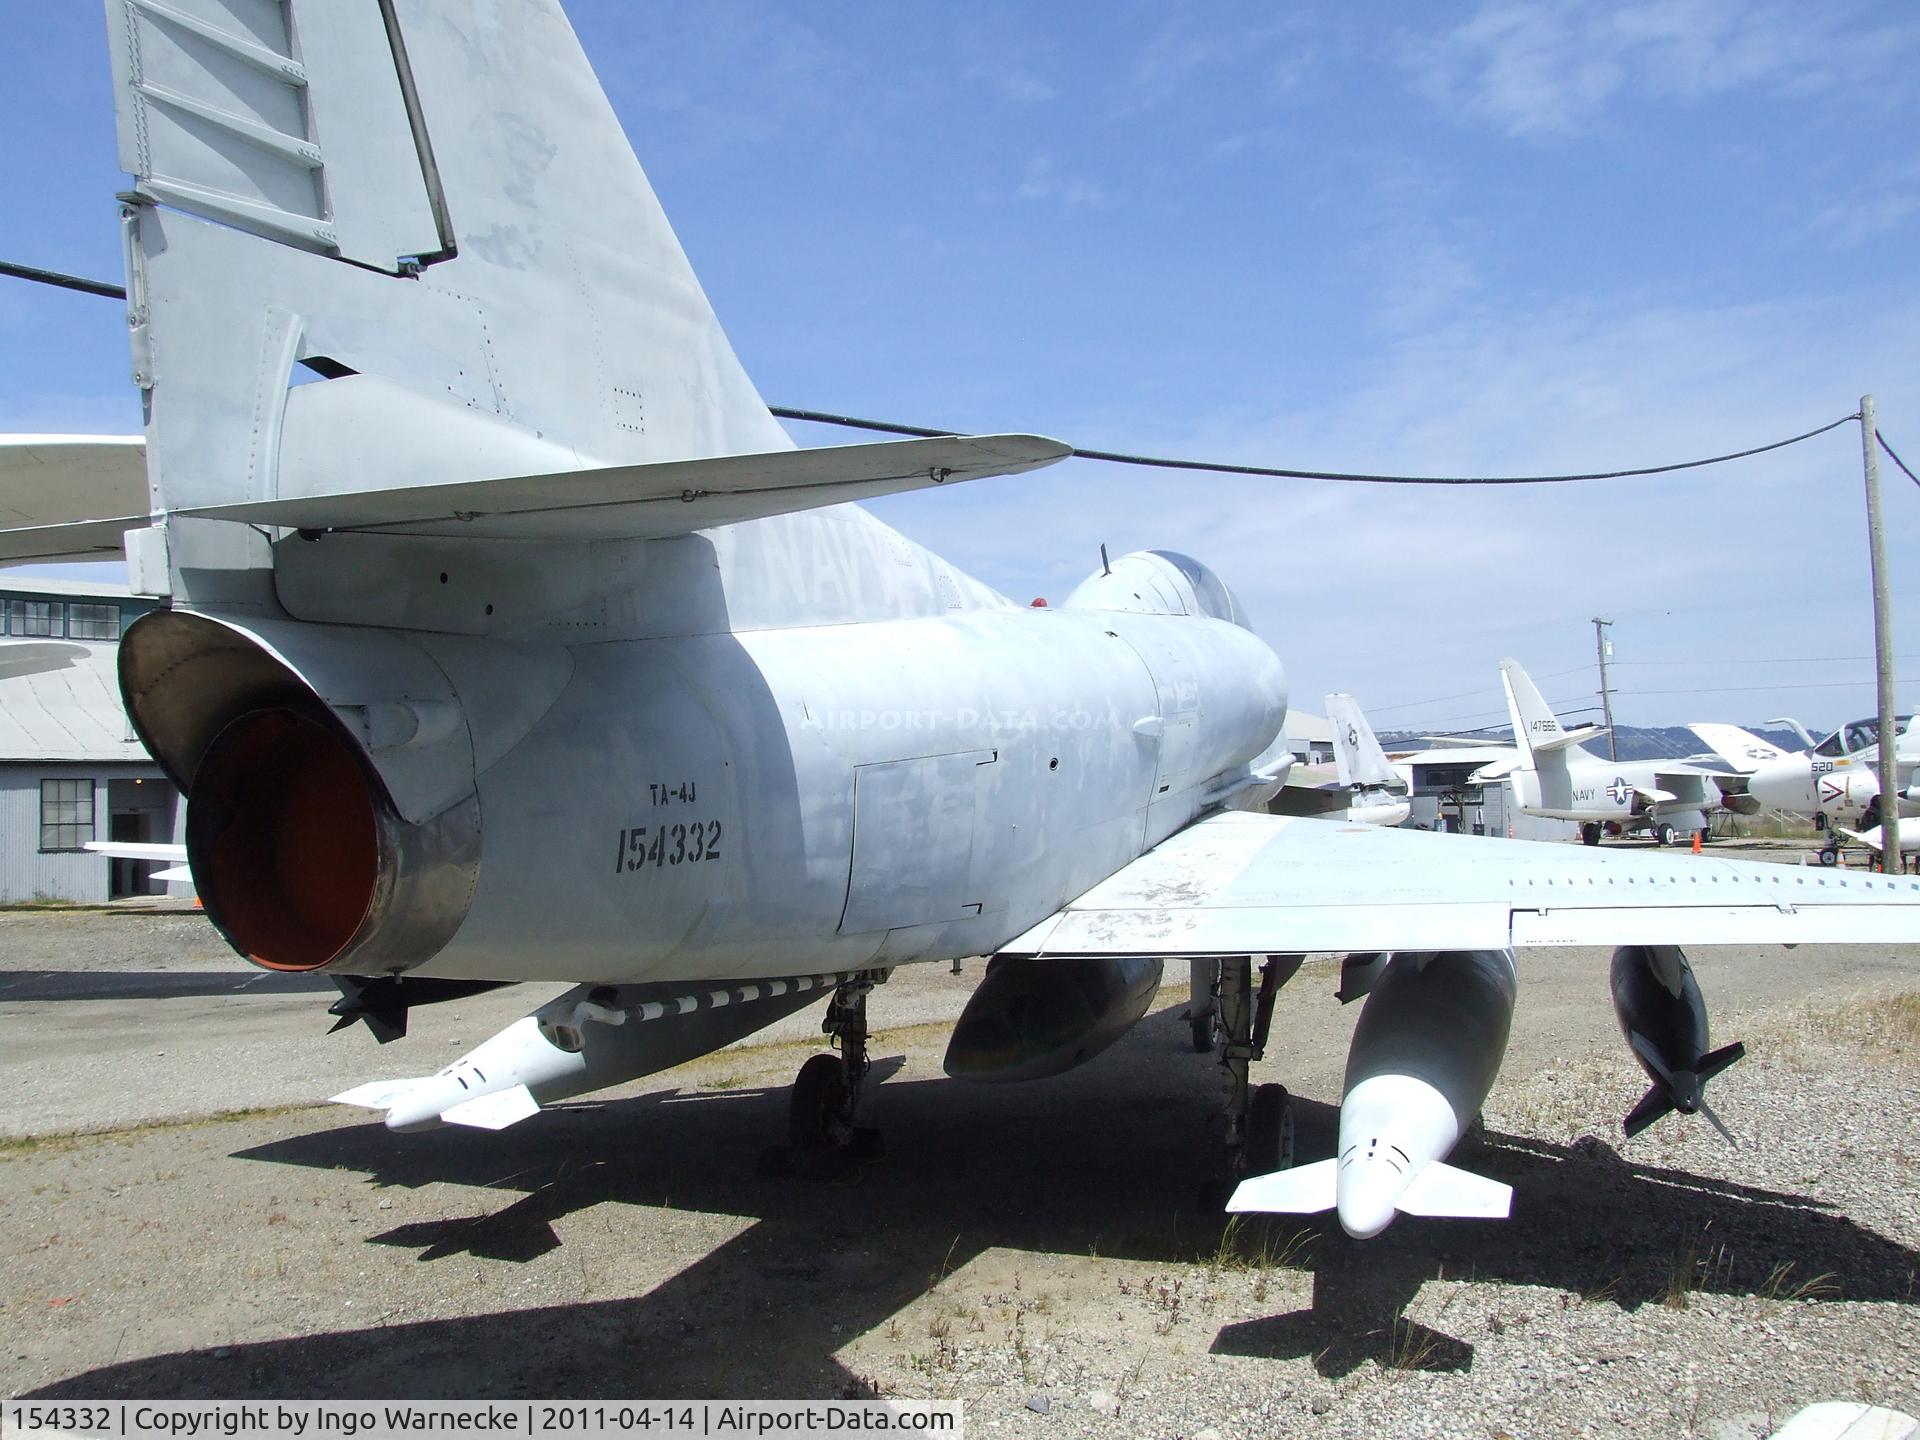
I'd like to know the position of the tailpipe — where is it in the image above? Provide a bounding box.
[119,611,484,974]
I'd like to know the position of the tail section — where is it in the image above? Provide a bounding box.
[1326,693,1398,788]
[107,0,790,523]
[1499,658,1604,765]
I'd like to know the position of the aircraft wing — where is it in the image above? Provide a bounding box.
[1688,723,1788,772]
[999,811,1919,958]
[0,436,149,563]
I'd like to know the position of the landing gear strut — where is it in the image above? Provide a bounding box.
[1203,954,1300,1209]
[777,970,887,1169]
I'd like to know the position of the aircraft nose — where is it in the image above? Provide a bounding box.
[1335,1156,1403,1239]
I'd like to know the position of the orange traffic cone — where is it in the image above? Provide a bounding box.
[1691,830,1703,855]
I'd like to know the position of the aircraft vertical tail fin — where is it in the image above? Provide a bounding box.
[106,0,790,519]
[1325,694,1398,788]
[1499,659,1601,768]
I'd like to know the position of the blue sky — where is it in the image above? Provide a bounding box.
[4,1,1919,734]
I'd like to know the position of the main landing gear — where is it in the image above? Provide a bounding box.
[774,970,888,1172]
[1581,822,1603,847]
[1200,954,1302,1210]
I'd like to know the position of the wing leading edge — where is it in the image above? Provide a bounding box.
[999,812,1920,958]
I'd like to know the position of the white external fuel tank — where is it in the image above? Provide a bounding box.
[1230,950,1517,1238]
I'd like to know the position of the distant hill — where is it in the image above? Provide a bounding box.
[1378,724,1805,763]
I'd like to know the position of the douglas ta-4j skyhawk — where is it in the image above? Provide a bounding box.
[5,0,1920,1243]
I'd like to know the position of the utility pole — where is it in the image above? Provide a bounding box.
[1861,396,1901,872]
[1594,617,1617,761]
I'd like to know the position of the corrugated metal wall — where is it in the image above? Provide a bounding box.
[0,762,176,902]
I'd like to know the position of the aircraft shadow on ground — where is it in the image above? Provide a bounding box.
[30,1012,1919,1398]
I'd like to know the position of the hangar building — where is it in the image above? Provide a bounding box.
[0,577,182,903]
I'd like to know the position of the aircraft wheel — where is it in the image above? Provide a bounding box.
[790,1052,854,1154]
[1654,823,1675,847]
[1190,1007,1221,1053]
[1818,844,1840,868]
[1245,1083,1294,1176]
[1581,822,1602,847]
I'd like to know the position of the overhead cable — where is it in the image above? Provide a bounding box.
[0,260,1879,490]
[1881,432,1918,489]
[775,406,1862,487]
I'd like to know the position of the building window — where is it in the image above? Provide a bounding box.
[65,602,118,640]
[12,600,63,637]
[40,779,96,851]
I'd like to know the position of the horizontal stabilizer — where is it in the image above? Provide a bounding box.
[1396,1160,1512,1219]
[191,433,1069,542]
[1226,1157,1337,1214]
[1535,724,1608,753]
[0,432,1069,555]
[149,865,193,884]
[441,1085,542,1131]
[0,437,148,564]
[330,1079,424,1112]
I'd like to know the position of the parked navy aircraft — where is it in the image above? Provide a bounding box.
[1325,694,1412,827]
[5,1,1920,1241]
[1497,659,1726,846]
[1694,716,1919,835]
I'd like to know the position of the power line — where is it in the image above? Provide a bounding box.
[0,259,125,300]
[777,405,1861,487]
[1883,432,1918,489]
[0,258,1885,489]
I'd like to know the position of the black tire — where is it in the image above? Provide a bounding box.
[1818,845,1840,868]
[1245,1083,1294,1177]
[1654,823,1675,847]
[790,1052,851,1154]
[1581,822,1602,847]
[1190,1009,1219,1054]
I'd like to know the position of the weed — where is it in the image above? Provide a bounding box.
[1381,1316,1443,1374]
[1665,1226,1732,1309]
[1760,1262,1840,1304]
[926,1234,961,1293]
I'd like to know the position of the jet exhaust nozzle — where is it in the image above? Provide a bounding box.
[119,611,482,974]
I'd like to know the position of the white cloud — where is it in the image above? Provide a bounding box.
[1400,1,1920,140]
[1015,155,1108,210]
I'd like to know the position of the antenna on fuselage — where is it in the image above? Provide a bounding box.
[1100,543,1111,576]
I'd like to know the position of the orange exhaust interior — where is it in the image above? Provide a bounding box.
[188,708,379,971]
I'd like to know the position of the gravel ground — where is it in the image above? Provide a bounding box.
[3,886,1918,1436]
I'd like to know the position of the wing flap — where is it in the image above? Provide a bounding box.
[998,812,1920,958]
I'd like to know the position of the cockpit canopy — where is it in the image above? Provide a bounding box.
[1063,550,1251,628]
[1811,714,1913,758]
